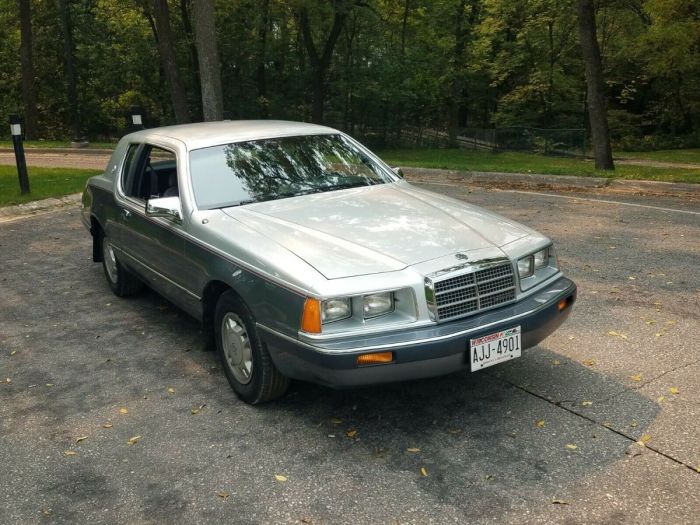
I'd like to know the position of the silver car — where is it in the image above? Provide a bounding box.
[81,120,576,404]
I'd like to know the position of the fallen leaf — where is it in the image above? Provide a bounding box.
[655,333,663,337]
[10,350,17,356]
[75,436,88,443]
[448,428,462,434]
[608,331,628,340]
[536,419,545,428]
[568,336,575,340]
[102,423,113,429]
[669,387,680,395]
[581,401,593,407]
[566,443,577,450]
[552,499,569,505]
[406,447,421,453]
[274,474,287,482]
[639,434,652,444]
[630,374,642,382]
[330,417,343,424]
[657,396,665,403]
[420,467,428,477]
[63,450,77,456]
[628,276,636,280]
[119,407,129,414]
[665,320,677,326]
[300,517,313,524]
[167,387,176,394]
[345,429,358,438]
[127,435,141,445]
[216,491,230,499]
[5,378,11,383]
[645,320,655,325]
[552,359,561,366]
[191,404,206,415]
[583,359,596,367]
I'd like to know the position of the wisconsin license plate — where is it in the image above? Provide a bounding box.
[470,326,521,372]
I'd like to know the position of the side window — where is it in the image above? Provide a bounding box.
[121,144,139,196]
[123,145,179,201]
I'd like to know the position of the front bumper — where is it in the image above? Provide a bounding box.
[260,276,576,388]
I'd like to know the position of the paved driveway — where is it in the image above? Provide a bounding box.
[0,184,698,524]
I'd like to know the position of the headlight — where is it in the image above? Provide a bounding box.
[533,248,548,269]
[518,244,559,290]
[321,297,351,323]
[517,256,534,278]
[363,292,394,319]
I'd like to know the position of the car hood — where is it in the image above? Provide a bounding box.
[221,183,531,279]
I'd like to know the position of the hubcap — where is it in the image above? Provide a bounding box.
[221,313,253,385]
[103,240,118,283]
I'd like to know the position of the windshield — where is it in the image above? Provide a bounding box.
[189,133,394,210]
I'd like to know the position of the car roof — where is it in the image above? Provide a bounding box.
[125,120,338,150]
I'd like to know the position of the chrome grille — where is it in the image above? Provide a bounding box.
[428,262,516,322]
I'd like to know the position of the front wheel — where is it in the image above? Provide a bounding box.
[101,233,143,297]
[215,291,289,404]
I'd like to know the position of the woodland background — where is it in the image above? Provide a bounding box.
[3,0,699,152]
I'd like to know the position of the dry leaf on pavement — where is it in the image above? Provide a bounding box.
[630,374,642,382]
[406,447,420,453]
[581,401,593,407]
[216,491,230,499]
[669,387,680,395]
[536,420,545,428]
[63,451,77,456]
[275,474,288,482]
[565,443,577,450]
[103,423,113,428]
[552,499,569,505]
[75,436,88,443]
[167,387,176,394]
[420,467,428,477]
[127,435,141,445]
[119,407,129,414]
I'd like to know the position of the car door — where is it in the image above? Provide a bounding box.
[114,142,201,316]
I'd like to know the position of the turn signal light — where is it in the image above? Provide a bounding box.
[301,298,322,334]
[356,351,394,366]
[558,296,572,312]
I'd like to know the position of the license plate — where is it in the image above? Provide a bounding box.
[470,326,521,372]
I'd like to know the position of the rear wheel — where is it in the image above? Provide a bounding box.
[215,291,289,404]
[101,232,143,297]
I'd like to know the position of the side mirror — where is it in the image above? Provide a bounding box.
[392,166,405,179]
[146,196,182,224]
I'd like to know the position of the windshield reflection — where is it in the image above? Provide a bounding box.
[189,134,392,210]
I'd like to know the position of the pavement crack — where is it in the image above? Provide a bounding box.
[493,374,700,475]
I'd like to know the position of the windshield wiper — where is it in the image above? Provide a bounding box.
[212,199,257,209]
[322,181,374,191]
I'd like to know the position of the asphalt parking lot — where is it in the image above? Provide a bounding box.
[1,181,698,524]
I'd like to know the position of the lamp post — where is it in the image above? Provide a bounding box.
[9,114,30,195]
[130,105,145,130]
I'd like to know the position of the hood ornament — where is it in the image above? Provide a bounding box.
[455,253,469,261]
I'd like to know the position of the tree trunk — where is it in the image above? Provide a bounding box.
[58,0,83,142]
[298,5,348,124]
[152,0,190,124]
[193,0,224,121]
[577,0,614,170]
[255,0,270,118]
[19,0,38,139]
[448,0,468,147]
[180,0,202,119]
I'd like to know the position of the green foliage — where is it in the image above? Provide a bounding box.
[1,0,699,148]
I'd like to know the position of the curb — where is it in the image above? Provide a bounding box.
[0,147,113,155]
[401,167,700,196]
[0,193,82,223]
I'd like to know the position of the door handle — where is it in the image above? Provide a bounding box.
[122,209,131,220]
